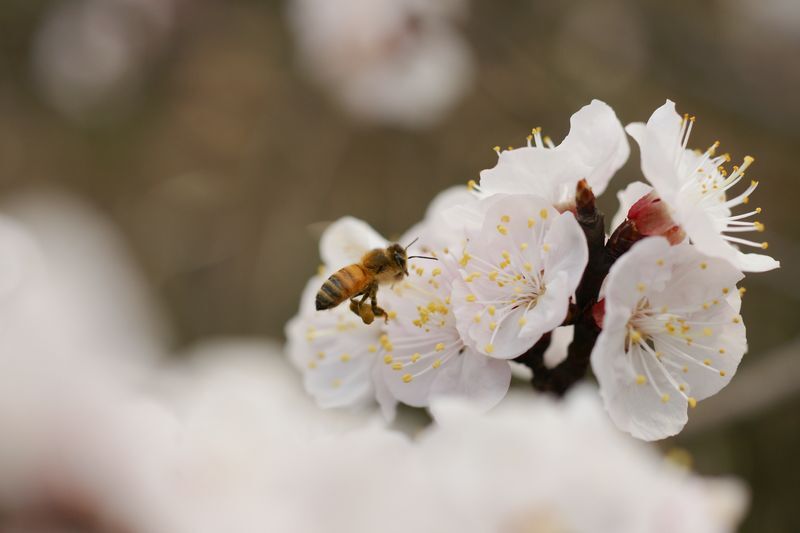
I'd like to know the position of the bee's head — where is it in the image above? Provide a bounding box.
[392,237,438,277]
[387,243,408,276]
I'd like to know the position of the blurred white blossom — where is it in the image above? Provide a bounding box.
[287,0,474,128]
[32,0,175,120]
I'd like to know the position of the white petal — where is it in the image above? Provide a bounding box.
[610,181,653,232]
[603,237,673,312]
[541,211,589,291]
[429,350,511,412]
[401,185,474,251]
[625,100,682,204]
[320,216,387,269]
[591,311,689,441]
[518,272,572,346]
[544,325,574,368]
[479,100,628,203]
[558,99,630,195]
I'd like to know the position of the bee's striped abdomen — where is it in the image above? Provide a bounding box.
[315,264,369,311]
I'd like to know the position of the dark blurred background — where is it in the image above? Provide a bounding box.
[0,0,798,530]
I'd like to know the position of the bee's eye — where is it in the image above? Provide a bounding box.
[395,253,405,266]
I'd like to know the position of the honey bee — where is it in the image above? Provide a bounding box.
[315,238,436,325]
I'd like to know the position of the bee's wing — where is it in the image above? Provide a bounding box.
[318,216,387,268]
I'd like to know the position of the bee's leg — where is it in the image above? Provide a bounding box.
[369,284,389,323]
[349,291,370,321]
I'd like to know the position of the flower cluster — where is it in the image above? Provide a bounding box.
[0,195,747,532]
[287,99,779,440]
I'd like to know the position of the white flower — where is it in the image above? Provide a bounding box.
[421,388,748,533]
[288,0,473,128]
[470,100,629,206]
[285,217,396,419]
[626,100,779,272]
[379,252,511,410]
[591,237,746,440]
[451,194,588,359]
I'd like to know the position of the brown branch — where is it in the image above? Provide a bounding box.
[515,180,644,396]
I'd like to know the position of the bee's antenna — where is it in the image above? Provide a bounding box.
[404,237,420,251]
[407,255,438,261]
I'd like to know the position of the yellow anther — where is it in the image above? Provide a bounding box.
[307,361,317,369]
[467,179,477,191]
[761,241,769,249]
[629,330,642,344]
[502,250,511,260]
[435,342,445,352]
[391,361,403,370]
[719,348,726,354]
[635,374,647,385]
[384,354,393,364]
[473,314,481,323]
[466,294,476,303]
[542,244,551,252]
[520,242,528,251]
[703,359,712,366]
[732,315,741,324]
[518,317,527,326]
[489,322,497,331]
[754,221,765,232]
[488,305,496,316]
[488,271,499,281]
[387,311,397,319]
[410,353,421,363]
[636,282,646,292]
[501,214,511,223]
[742,196,750,204]
[432,359,442,369]
[688,397,697,409]
[722,287,729,295]
[703,327,713,337]
[682,366,689,373]
[719,370,727,377]
[666,323,676,334]
[700,262,707,270]
[540,209,548,219]
[332,379,342,388]
[755,207,762,213]
[702,302,711,310]
[340,354,351,362]
[460,253,471,267]
[432,267,442,276]
[402,373,413,383]
[656,259,664,266]
[497,224,508,235]
[678,384,686,392]
[661,394,670,403]
[317,351,326,360]
[528,217,536,228]
[493,145,501,153]
[485,344,494,354]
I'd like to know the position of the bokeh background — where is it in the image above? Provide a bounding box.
[1,0,798,531]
